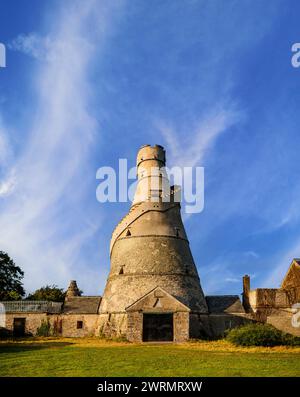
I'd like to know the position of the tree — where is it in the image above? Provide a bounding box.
[26,285,66,302]
[0,251,25,301]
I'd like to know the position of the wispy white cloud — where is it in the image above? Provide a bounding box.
[0,170,16,197]
[225,277,240,283]
[0,0,124,294]
[0,118,15,197]
[243,251,260,259]
[9,33,53,61]
[0,118,12,168]
[200,247,260,295]
[201,262,242,295]
[156,104,241,168]
[262,239,300,288]
[155,104,242,221]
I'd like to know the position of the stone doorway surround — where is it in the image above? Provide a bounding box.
[125,286,190,342]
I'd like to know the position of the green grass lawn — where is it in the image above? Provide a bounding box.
[0,338,300,377]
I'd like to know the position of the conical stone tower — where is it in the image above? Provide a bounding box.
[98,144,208,341]
[66,280,81,299]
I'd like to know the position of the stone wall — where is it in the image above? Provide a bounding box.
[101,235,207,315]
[207,314,252,338]
[59,314,99,337]
[248,288,290,310]
[284,286,300,306]
[127,312,143,342]
[173,312,189,342]
[266,309,300,337]
[189,313,252,338]
[3,313,99,337]
[97,313,127,338]
[110,202,188,254]
[188,313,209,338]
[4,310,298,339]
[5,313,48,335]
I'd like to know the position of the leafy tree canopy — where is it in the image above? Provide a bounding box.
[26,285,66,302]
[0,251,25,301]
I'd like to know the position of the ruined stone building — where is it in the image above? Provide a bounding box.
[1,145,300,341]
[242,259,300,336]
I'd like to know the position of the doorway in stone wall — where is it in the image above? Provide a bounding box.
[13,318,26,337]
[142,313,173,341]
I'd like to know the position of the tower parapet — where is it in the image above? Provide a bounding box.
[136,144,165,167]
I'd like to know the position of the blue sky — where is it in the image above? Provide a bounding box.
[0,0,300,297]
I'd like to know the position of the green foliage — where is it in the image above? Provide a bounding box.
[36,320,51,337]
[0,251,25,301]
[226,323,300,347]
[26,285,66,302]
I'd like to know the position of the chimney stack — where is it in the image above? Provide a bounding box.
[242,275,251,312]
[66,280,81,299]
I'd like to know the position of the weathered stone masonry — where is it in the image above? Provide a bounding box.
[1,145,300,340]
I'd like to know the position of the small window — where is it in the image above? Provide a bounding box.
[175,227,180,237]
[119,266,124,275]
[77,321,83,329]
[126,229,131,236]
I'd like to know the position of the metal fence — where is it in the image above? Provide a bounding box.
[0,301,62,313]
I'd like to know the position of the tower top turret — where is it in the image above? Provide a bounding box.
[136,144,166,168]
[132,144,169,206]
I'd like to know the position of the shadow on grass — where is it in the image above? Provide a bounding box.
[0,341,74,353]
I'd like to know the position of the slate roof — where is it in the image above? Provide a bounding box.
[205,295,245,314]
[63,296,101,314]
